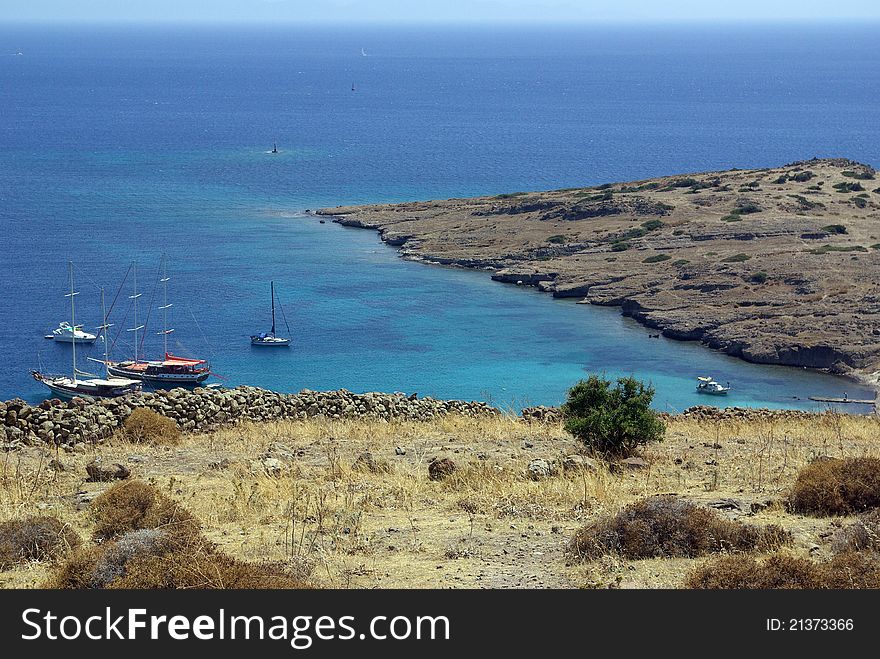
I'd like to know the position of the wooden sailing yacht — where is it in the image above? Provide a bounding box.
[32,263,142,400]
[251,281,291,346]
[103,256,211,385]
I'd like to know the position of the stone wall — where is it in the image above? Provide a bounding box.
[0,386,500,450]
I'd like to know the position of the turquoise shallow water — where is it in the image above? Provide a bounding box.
[1,24,878,411]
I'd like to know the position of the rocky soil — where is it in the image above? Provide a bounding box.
[316,158,880,382]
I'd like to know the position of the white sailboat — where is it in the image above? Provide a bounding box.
[33,263,141,400]
[251,281,291,346]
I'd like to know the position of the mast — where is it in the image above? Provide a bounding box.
[270,281,276,336]
[65,261,79,384]
[157,254,173,357]
[128,262,144,362]
[99,287,111,379]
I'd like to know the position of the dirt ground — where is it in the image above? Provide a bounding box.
[2,412,878,588]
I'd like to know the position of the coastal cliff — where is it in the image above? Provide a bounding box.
[317,158,880,381]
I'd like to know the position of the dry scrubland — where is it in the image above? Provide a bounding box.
[3,411,880,589]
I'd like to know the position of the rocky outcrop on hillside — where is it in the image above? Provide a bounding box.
[317,159,880,379]
[0,387,499,450]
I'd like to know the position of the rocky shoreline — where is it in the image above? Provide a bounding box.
[316,158,880,387]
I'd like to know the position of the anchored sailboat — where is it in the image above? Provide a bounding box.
[103,256,211,385]
[32,263,141,400]
[251,281,291,346]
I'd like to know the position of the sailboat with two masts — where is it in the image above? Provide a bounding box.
[103,256,212,386]
[251,281,291,346]
[32,262,142,400]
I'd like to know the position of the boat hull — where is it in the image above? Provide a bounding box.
[107,364,210,385]
[251,337,290,347]
[51,333,97,344]
[32,372,141,400]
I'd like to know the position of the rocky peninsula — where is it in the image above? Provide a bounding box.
[317,158,880,384]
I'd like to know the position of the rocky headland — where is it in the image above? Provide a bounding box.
[317,158,880,384]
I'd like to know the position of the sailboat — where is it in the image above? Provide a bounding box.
[251,281,291,346]
[103,256,211,385]
[32,264,142,400]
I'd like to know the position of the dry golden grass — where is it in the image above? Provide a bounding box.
[1,410,880,588]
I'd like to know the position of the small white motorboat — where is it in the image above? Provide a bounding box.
[696,376,731,395]
[49,321,98,343]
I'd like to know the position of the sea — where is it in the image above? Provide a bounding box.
[1,23,879,412]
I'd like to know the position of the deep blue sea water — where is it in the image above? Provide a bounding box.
[1,24,878,411]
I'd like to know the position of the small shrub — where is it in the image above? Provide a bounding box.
[123,408,181,445]
[853,197,868,209]
[641,219,664,231]
[822,224,847,234]
[546,234,567,244]
[807,244,868,254]
[721,253,751,263]
[568,496,790,561]
[791,170,814,183]
[610,241,629,252]
[833,509,880,553]
[685,554,821,589]
[788,194,824,211]
[685,551,880,589]
[734,201,762,214]
[643,254,671,263]
[833,181,865,193]
[561,375,665,457]
[90,480,200,542]
[773,175,788,184]
[842,170,875,180]
[0,516,81,568]
[788,457,880,516]
[748,271,768,284]
[672,259,690,266]
[871,244,880,250]
[46,528,307,589]
[428,458,457,481]
[721,214,742,222]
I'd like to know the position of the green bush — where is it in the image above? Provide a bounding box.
[749,271,768,284]
[821,224,847,234]
[643,254,671,263]
[721,214,742,222]
[842,170,875,180]
[807,245,868,254]
[791,171,815,183]
[833,181,865,193]
[610,241,630,252]
[672,259,690,266]
[641,219,664,231]
[853,197,868,209]
[561,375,665,457]
[546,234,567,244]
[721,253,751,263]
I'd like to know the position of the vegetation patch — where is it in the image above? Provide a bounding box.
[787,194,824,211]
[546,234,567,244]
[90,480,201,542]
[807,244,868,254]
[561,375,664,458]
[853,197,868,209]
[721,253,751,263]
[610,241,630,252]
[788,457,880,516]
[821,224,847,235]
[494,192,528,199]
[123,408,181,445]
[791,170,815,183]
[748,271,768,284]
[833,510,880,553]
[842,170,875,180]
[833,181,865,193]
[685,551,880,589]
[672,259,690,266]
[643,254,671,263]
[0,516,81,569]
[567,495,790,561]
[641,219,664,232]
[721,214,742,222]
